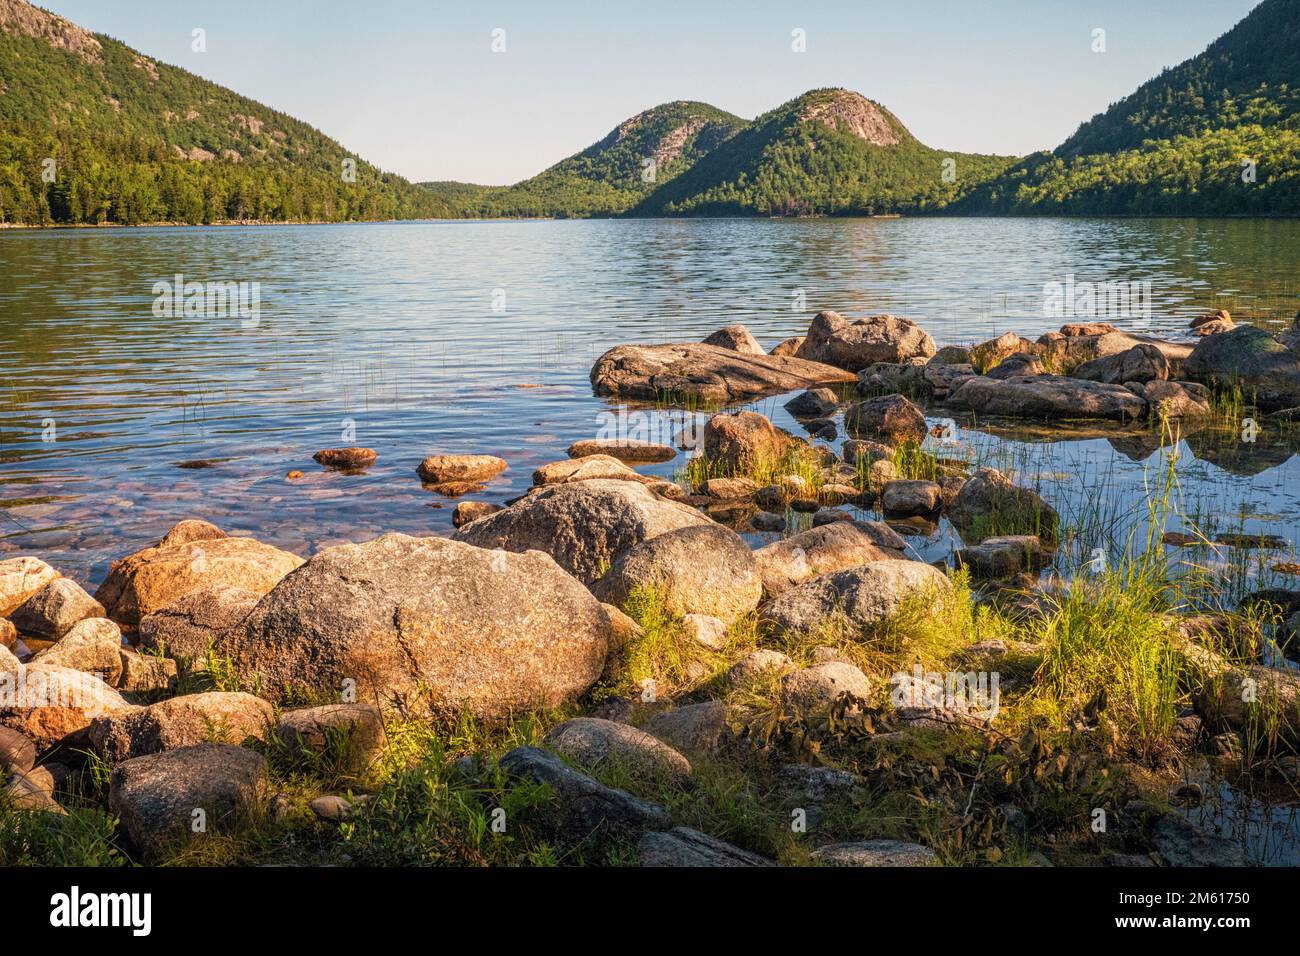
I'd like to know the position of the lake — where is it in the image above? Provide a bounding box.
[2,216,1299,590]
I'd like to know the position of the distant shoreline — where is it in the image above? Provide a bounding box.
[2,212,1299,231]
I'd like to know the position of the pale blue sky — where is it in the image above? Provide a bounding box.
[41,0,1261,184]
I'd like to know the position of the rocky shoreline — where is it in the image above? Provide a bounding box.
[4,306,1300,867]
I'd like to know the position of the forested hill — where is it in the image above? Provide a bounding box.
[627,89,1017,217]
[957,0,1300,215]
[0,0,448,225]
[424,101,749,218]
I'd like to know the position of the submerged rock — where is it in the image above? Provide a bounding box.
[452,500,503,527]
[452,479,710,585]
[795,310,936,370]
[312,447,377,469]
[567,439,676,464]
[590,342,854,404]
[226,533,613,717]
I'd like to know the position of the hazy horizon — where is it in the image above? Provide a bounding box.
[37,0,1262,186]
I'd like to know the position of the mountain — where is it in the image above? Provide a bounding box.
[0,0,449,224]
[428,101,748,218]
[959,0,1300,215]
[627,89,1018,216]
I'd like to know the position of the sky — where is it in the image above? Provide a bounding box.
[40,0,1263,185]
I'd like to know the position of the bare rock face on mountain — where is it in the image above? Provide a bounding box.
[945,374,1147,422]
[94,533,302,627]
[590,342,854,404]
[591,524,762,624]
[226,533,613,717]
[1184,324,1300,412]
[796,311,936,371]
[752,521,906,597]
[453,479,711,585]
[702,324,765,355]
[799,90,901,146]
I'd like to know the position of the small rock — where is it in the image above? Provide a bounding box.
[785,388,840,418]
[0,556,60,616]
[10,579,105,640]
[90,691,273,761]
[751,512,786,532]
[116,649,179,694]
[1150,814,1247,867]
[275,703,387,775]
[781,662,873,713]
[702,324,765,355]
[641,701,733,758]
[309,794,355,821]
[31,617,123,683]
[844,394,927,444]
[543,717,692,786]
[0,726,37,775]
[567,439,676,464]
[682,613,728,650]
[810,839,939,867]
[703,477,759,500]
[415,454,507,484]
[726,650,793,686]
[880,479,941,517]
[452,501,502,527]
[312,447,377,469]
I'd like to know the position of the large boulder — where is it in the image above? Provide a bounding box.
[108,744,267,864]
[796,311,936,370]
[761,560,951,635]
[946,468,1059,544]
[543,717,692,786]
[0,556,59,616]
[702,411,797,471]
[1039,330,1191,376]
[590,342,854,404]
[453,479,711,585]
[226,533,613,717]
[94,535,303,627]
[137,583,261,659]
[945,374,1147,421]
[10,578,105,639]
[701,324,764,355]
[844,393,927,444]
[1184,324,1300,412]
[591,524,761,624]
[89,692,273,762]
[752,522,906,598]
